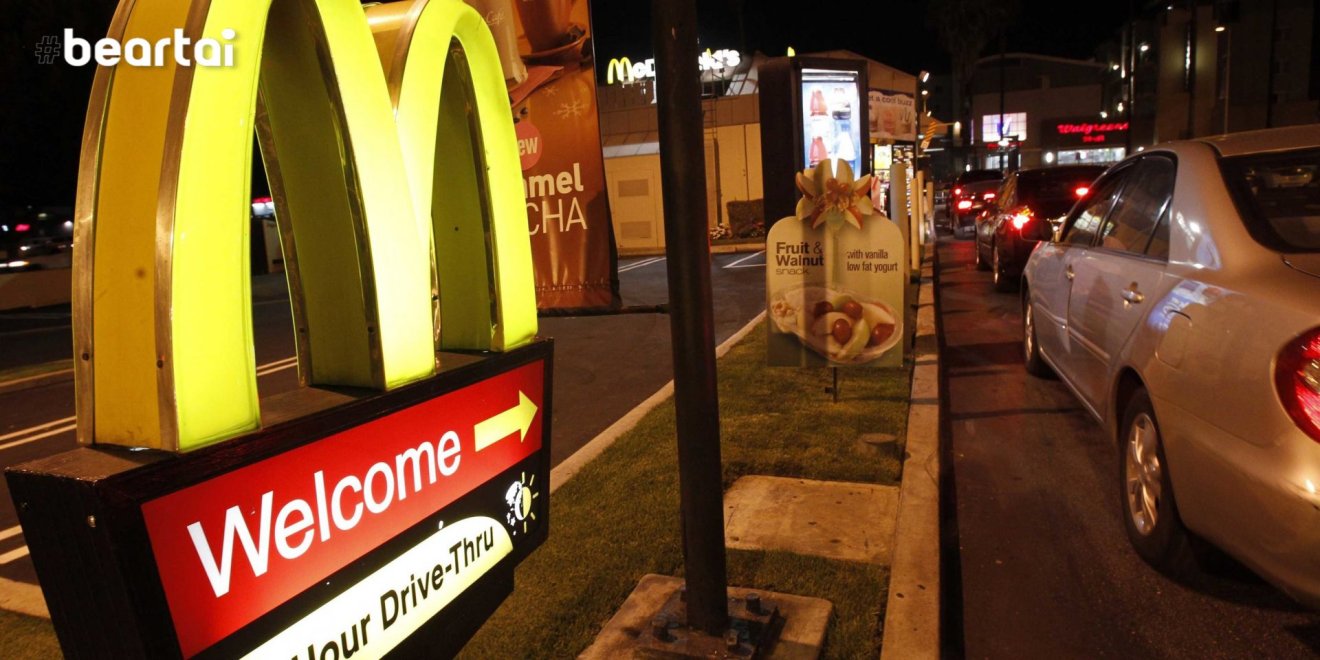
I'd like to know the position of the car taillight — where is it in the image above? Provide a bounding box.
[1276,328,1320,442]
[983,192,996,200]
[1074,186,1090,198]
[1011,213,1031,231]
[14,224,30,232]
[957,200,973,210]
[954,187,963,196]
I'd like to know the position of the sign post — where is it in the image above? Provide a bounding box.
[651,0,729,636]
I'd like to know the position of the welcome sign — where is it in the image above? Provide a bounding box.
[7,0,554,656]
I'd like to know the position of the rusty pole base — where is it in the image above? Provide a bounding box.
[635,584,783,658]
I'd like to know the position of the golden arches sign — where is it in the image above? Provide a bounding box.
[75,0,537,452]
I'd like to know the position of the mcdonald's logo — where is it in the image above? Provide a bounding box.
[606,56,634,85]
[73,0,538,452]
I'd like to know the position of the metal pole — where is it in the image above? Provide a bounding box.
[1223,28,1231,134]
[651,0,729,636]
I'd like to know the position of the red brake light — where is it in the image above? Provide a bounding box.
[1011,213,1031,231]
[252,196,273,205]
[983,192,996,200]
[1277,328,1320,442]
[1074,186,1090,198]
[14,224,30,232]
[957,200,973,210]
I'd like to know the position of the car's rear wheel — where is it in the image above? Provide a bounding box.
[1120,387,1197,577]
[991,244,1015,292]
[1022,296,1051,377]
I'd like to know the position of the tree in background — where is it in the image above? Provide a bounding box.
[927,0,1020,170]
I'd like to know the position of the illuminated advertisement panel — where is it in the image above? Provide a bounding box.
[801,68,863,176]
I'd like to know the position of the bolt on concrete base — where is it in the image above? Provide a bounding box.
[580,574,832,659]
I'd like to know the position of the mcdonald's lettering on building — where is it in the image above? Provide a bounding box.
[4,0,555,657]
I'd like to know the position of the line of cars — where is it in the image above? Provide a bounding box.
[958,125,1320,608]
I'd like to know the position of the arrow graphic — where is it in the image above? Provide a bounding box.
[474,391,538,452]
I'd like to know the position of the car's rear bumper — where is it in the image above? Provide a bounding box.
[1157,395,1320,608]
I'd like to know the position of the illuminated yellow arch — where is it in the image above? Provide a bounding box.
[74,0,536,452]
[367,0,536,351]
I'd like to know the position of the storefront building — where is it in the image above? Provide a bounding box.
[595,50,917,252]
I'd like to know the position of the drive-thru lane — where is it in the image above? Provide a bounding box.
[939,234,1320,657]
[0,250,766,588]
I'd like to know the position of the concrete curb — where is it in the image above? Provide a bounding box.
[0,576,49,619]
[549,310,768,494]
[880,242,941,659]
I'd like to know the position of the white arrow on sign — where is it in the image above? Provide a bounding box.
[473,391,538,452]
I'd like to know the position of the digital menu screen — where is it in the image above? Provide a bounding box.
[801,68,862,176]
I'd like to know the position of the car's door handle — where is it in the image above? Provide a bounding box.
[1064,266,1075,281]
[1121,284,1145,304]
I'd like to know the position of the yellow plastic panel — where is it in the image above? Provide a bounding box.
[169,2,269,448]
[88,0,189,445]
[258,0,376,388]
[374,0,538,352]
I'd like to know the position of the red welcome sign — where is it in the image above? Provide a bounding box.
[141,361,545,657]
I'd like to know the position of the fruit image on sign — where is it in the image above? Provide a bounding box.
[769,285,900,364]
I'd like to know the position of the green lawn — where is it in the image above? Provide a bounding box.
[460,323,908,658]
[0,610,60,659]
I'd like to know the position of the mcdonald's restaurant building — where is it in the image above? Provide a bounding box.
[595,50,918,253]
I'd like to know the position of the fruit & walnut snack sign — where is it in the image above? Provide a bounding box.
[767,159,905,367]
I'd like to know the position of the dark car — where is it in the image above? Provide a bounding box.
[974,165,1106,291]
[950,169,1003,238]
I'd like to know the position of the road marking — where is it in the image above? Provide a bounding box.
[618,256,666,273]
[0,416,74,443]
[0,423,76,452]
[0,545,29,565]
[255,356,298,377]
[722,250,764,269]
[0,526,20,543]
[0,325,71,338]
[0,356,299,452]
[0,368,74,390]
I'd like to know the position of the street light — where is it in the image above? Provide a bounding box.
[920,70,930,83]
[1100,110,1109,119]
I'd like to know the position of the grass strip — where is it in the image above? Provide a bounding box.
[0,610,59,659]
[461,323,908,658]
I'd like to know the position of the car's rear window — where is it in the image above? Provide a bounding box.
[956,170,1002,185]
[1221,148,1320,252]
[1019,167,1107,217]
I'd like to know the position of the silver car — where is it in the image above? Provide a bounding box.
[1021,125,1320,606]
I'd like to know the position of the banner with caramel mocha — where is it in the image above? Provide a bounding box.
[466,0,619,311]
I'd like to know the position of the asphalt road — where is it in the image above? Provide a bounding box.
[0,249,767,588]
[938,234,1320,658]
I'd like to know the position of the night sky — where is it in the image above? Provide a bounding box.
[0,0,1136,207]
[590,0,1135,77]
